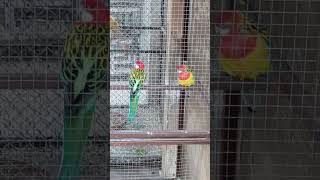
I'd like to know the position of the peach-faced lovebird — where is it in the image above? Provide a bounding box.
[214,10,271,112]
[128,59,146,124]
[58,0,118,179]
[177,64,195,87]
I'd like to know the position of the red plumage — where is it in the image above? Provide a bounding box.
[80,0,110,25]
[220,33,257,59]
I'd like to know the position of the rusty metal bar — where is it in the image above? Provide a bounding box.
[110,137,210,146]
[111,130,210,139]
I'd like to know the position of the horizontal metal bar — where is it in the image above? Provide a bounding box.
[0,73,62,89]
[110,177,173,180]
[263,0,319,2]
[0,73,305,92]
[0,135,210,146]
[110,49,166,53]
[0,75,182,90]
[0,73,182,90]
[120,26,163,30]
[111,130,210,139]
[110,137,210,146]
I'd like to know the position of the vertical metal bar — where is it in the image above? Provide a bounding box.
[159,0,165,120]
[106,0,111,177]
[176,0,191,177]
[221,91,240,180]
[214,1,239,179]
[211,0,225,178]
[212,90,225,179]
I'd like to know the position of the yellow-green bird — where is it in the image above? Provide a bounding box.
[177,64,195,87]
[214,10,271,80]
[214,10,271,112]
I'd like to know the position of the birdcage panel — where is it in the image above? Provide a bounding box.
[111,0,164,27]
[109,144,209,179]
[212,0,320,180]
[0,90,62,138]
[0,90,111,138]
[110,89,162,130]
[110,145,164,179]
[0,140,110,178]
[109,0,210,179]
[7,1,75,39]
[110,0,170,132]
[0,91,113,178]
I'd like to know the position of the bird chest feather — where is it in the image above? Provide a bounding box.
[219,33,270,80]
[61,24,109,98]
[178,73,195,87]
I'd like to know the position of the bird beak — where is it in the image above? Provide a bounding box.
[110,16,119,31]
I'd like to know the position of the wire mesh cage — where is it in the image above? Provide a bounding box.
[211,0,320,180]
[0,0,210,179]
[110,0,210,179]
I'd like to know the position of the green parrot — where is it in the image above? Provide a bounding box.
[128,59,146,124]
[58,0,118,179]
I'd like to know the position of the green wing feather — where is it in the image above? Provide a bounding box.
[58,24,109,179]
[128,69,146,123]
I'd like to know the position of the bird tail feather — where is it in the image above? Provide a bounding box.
[128,93,140,123]
[58,94,96,180]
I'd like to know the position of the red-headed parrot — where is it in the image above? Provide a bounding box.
[214,10,271,112]
[128,59,146,125]
[177,64,195,88]
[176,64,209,105]
[58,0,118,178]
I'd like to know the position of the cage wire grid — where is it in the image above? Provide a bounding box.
[211,0,320,180]
[0,0,210,179]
